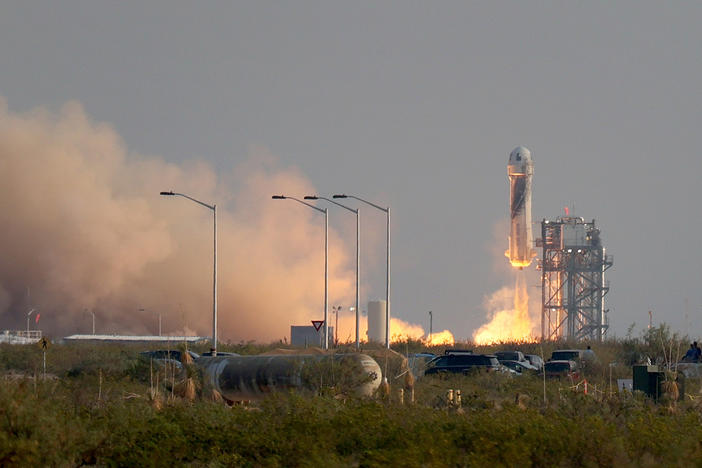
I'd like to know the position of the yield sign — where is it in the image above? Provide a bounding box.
[311,320,324,331]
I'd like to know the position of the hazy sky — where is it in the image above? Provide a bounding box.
[1,2,701,340]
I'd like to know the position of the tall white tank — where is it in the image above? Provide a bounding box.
[367,300,387,343]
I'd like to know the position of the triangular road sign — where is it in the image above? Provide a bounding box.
[311,320,324,331]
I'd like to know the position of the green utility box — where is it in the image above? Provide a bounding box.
[633,365,663,399]
[632,365,684,401]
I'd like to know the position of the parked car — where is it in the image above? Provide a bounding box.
[550,349,583,361]
[524,354,544,371]
[199,351,240,357]
[408,353,436,377]
[550,349,596,362]
[500,360,538,374]
[140,350,200,361]
[544,360,578,379]
[139,350,200,370]
[495,350,526,363]
[425,353,501,375]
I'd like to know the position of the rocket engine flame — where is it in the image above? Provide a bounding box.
[473,272,535,345]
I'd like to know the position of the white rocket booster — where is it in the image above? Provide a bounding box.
[506,146,536,269]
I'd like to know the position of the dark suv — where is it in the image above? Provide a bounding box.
[425,354,500,375]
[495,351,526,362]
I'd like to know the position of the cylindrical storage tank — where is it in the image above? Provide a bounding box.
[367,300,387,343]
[197,353,382,402]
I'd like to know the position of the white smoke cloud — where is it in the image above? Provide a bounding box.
[0,98,455,344]
[0,98,358,341]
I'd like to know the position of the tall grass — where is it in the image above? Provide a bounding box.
[2,329,702,465]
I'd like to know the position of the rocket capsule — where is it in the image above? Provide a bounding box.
[506,146,536,269]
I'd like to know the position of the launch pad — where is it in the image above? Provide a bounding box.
[537,217,613,341]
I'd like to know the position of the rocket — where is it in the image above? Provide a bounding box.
[506,146,536,269]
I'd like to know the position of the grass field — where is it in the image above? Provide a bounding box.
[2,326,702,466]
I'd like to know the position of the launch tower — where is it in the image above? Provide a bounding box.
[538,217,613,341]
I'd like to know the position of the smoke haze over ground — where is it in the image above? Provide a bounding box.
[0,99,363,341]
[0,98,456,343]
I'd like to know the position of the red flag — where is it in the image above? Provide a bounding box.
[35,313,40,323]
[564,206,569,216]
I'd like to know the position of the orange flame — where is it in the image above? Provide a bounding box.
[424,330,455,346]
[508,258,533,269]
[333,313,455,345]
[389,318,426,342]
[473,272,535,344]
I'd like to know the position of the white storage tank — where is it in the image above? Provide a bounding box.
[367,300,387,343]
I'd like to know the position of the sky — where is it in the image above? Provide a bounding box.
[1,1,701,341]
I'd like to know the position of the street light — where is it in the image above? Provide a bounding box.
[85,308,95,335]
[26,308,37,334]
[429,311,433,339]
[272,195,329,349]
[334,194,391,349]
[332,305,341,346]
[160,190,218,355]
[140,308,161,336]
[305,195,361,351]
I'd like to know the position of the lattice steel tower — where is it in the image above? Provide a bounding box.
[538,217,613,341]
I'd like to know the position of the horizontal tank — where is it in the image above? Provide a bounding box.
[197,353,382,401]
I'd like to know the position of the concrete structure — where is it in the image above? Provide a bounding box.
[63,334,208,344]
[538,217,613,341]
[367,300,387,343]
[0,330,42,344]
[290,326,334,347]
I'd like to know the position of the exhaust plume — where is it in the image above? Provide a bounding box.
[332,312,454,345]
[0,98,447,344]
[473,272,538,344]
[0,99,358,341]
[0,97,452,341]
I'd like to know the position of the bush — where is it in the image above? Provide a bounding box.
[3,339,702,465]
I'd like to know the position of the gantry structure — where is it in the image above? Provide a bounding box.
[538,217,613,341]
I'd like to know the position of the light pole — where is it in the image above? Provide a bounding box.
[26,308,36,334]
[272,195,329,350]
[85,308,95,335]
[429,310,433,339]
[140,308,161,336]
[160,191,217,355]
[332,305,340,346]
[334,194,390,349]
[305,195,361,351]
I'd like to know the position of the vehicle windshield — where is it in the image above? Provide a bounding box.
[546,362,571,371]
[427,356,449,368]
[551,351,580,361]
[496,351,521,361]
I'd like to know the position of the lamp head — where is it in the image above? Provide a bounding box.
[332,194,347,199]
[304,196,318,200]
[271,195,286,199]
[160,191,175,196]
